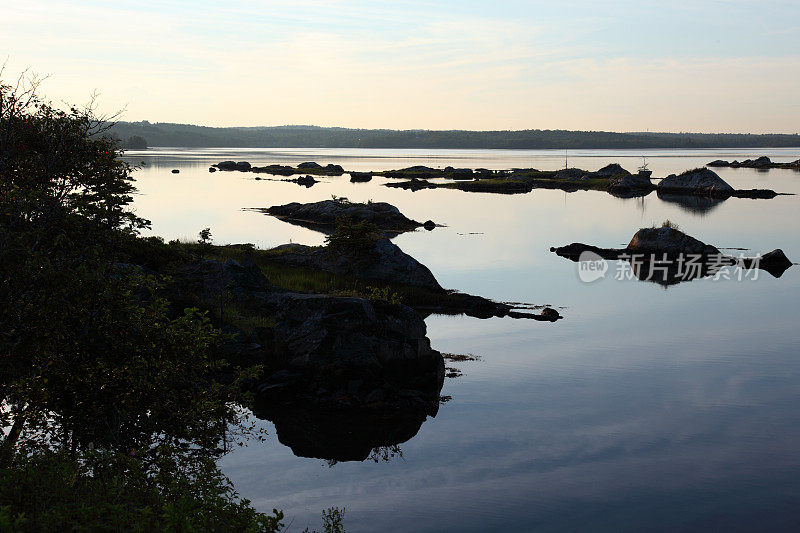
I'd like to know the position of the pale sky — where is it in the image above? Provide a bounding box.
[3,0,799,132]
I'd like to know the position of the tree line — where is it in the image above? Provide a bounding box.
[107,121,800,149]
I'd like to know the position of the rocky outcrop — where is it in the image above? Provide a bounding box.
[172,258,273,307]
[551,226,795,285]
[657,168,735,196]
[707,156,800,169]
[627,226,721,256]
[262,199,429,235]
[284,175,318,187]
[349,172,373,183]
[214,161,252,171]
[262,293,445,412]
[264,239,444,291]
[383,166,441,179]
[609,172,655,192]
[385,178,438,191]
[297,161,322,169]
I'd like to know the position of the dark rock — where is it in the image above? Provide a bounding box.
[209,166,217,172]
[291,175,318,187]
[707,159,729,167]
[264,238,444,291]
[593,163,630,179]
[385,178,438,191]
[758,249,793,272]
[264,199,427,234]
[297,162,322,169]
[423,220,436,231]
[325,164,345,174]
[172,258,273,309]
[215,161,251,171]
[540,307,560,320]
[628,226,720,256]
[252,401,432,462]
[270,293,444,408]
[171,169,180,174]
[657,168,734,196]
[449,168,474,180]
[384,166,441,179]
[349,172,373,183]
[551,228,794,285]
[553,168,586,181]
[609,172,654,192]
[250,164,295,175]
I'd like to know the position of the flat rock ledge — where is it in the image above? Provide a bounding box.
[258,199,433,235]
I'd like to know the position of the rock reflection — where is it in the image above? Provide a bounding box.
[656,191,727,215]
[252,400,432,463]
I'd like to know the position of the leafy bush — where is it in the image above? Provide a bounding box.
[324,218,381,253]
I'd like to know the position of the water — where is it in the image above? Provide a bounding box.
[125,148,800,531]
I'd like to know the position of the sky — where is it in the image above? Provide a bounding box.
[3,0,799,132]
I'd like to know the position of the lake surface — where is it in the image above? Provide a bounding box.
[125,148,800,532]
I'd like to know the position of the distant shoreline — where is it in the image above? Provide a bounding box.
[110,121,800,151]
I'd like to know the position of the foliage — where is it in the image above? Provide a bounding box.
[0,448,284,532]
[324,218,381,254]
[106,120,800,149]
[0,73,281,530]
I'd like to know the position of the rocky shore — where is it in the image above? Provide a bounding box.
[708,156,800,170]
[551,225,794,286]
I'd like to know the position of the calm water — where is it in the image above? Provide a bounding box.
[126,148,800,532]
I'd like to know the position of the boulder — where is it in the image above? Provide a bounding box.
[171,169,180,174]
[752,156,772,167]
[293,175,318,187]
[657,168,734,196]
[172,258,273,309]
[209,166,217,173]
[627,226,720,256]
[609,173,654,192]
[297,162,322,169]
[215,161,251,171]
[265,199,426,234]
[349,172,373,183]
[385,178,438,191]
[553,168,586,181]
[324,164,345,174]
[264,238,444,291]
[707,160,729,167]
[593,163,630,179]
[449,168,474,180]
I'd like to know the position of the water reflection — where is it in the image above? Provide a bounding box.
[656,191,727,215]
[252,400,432,463]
